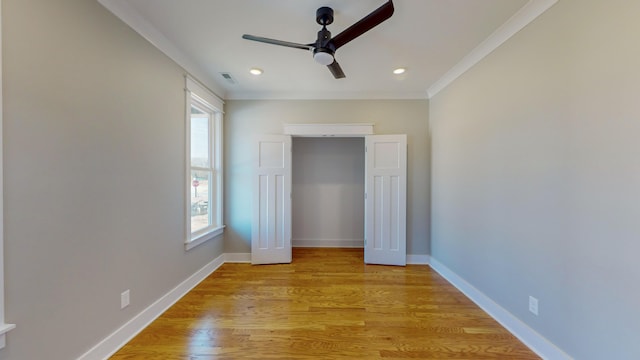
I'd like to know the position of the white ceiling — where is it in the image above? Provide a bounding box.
[98,0,556,100]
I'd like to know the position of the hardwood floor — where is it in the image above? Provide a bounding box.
[111,248,539,359]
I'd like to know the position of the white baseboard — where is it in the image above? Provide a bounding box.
[428,257,572,360]
[225,251,430,265]
[224,251,430,265]
[293,239,364,248]
[407,254,430,265]
[225,253,251,263]
[77,253,226,360]
[82,251,527,360]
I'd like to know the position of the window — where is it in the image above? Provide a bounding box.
[185,76,224,250]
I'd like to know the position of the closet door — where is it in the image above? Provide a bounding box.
[252,135,292,264]
[364,135,407,266]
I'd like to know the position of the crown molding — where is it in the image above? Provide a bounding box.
[225,90,429,101]
[97,0,227,99]
[427,0,559,99]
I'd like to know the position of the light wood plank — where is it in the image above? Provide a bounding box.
[111,248,539,359]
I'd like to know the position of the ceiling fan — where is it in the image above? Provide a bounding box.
[242,1,395,79]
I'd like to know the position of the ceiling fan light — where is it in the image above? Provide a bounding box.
[313,50,334,66]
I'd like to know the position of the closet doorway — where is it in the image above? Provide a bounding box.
[292,137,365,249]
[251,130,406,266]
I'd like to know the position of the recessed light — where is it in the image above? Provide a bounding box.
[250,68,263,75]
[393,67,406,75]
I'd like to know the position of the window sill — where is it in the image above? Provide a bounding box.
[0,323,16,348]
[185,225,225,251]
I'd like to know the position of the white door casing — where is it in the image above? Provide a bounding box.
[251,135,292,264]
[364,135,407,266]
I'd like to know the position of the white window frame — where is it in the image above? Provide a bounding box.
[185,76,224,250]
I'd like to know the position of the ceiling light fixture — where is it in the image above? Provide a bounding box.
[250,68,263,75]
[313,49,335,66]
[393,67,406,75]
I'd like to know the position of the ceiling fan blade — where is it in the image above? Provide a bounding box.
[242,34,314,51]
[327,60,346,79]
[331,0,394,50]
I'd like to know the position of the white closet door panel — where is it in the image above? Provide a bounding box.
[365,135,407,266]
[252,135,292,264]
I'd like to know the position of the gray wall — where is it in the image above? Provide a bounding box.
[1,0,223,359]
[292,137,365,248]
[224,100,430,256]
[429,0,640,358]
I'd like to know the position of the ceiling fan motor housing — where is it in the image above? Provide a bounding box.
[313,20,335,65]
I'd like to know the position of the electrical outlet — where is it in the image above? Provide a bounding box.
[529,295,539,316]
[121,290,130,309]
